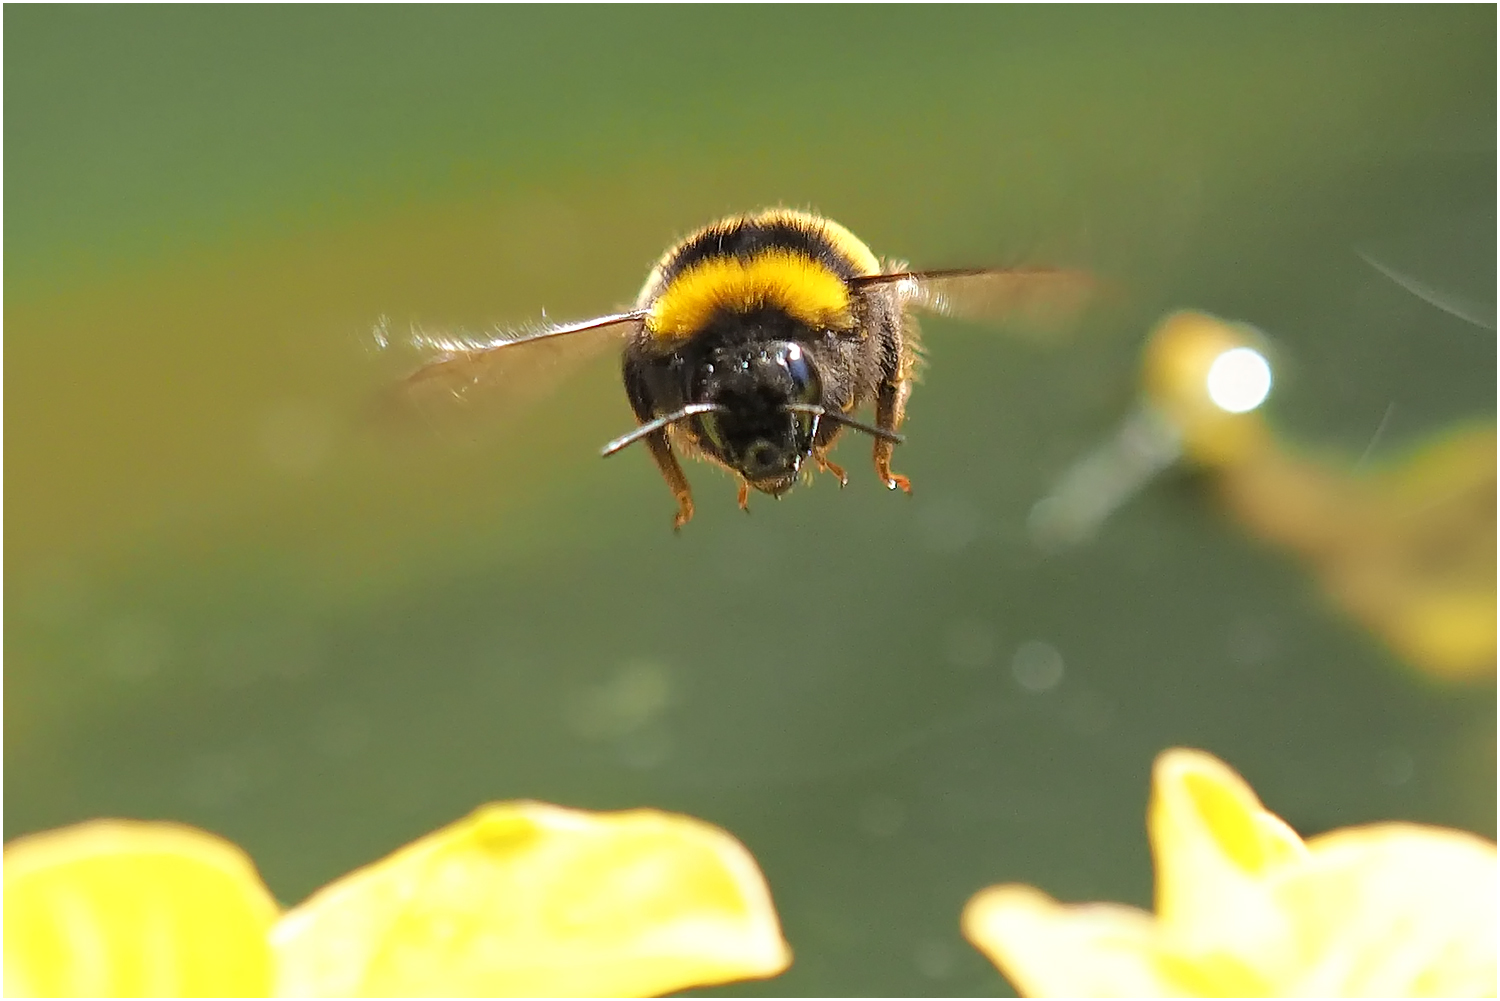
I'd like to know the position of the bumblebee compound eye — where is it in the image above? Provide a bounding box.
[777,341,821,405]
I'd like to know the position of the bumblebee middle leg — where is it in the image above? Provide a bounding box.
[873,378,913,493]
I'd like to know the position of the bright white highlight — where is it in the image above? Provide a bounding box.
[1205,347,1272,413]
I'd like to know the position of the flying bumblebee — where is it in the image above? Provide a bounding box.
[396,208,1087,529]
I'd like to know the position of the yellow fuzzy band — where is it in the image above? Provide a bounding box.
[646,250,854,341]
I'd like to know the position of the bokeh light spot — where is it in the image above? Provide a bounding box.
[1205,347,1273,413]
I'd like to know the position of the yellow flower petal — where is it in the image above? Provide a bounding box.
[963,748,1498,997]
[3,820,279,997]
[1149,747,1305,947]
[1273,823,1497,996]
[271,801,791,997]
[963,885,1185,997]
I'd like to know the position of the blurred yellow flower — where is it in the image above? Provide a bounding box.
[4,803,790,998]
[963,748,1497,997]
[1035,309,1497,680]
[1145,312,1498,681]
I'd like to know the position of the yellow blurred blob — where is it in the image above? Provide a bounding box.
[3,820,279,997]
[1216,421,1496,680]
[1141,311,1497,680]
[1038,310,1496,678]
[1141,311,1277,467]
[963,747,1498,997]
[270,801,791,997]
[4,804,788,997]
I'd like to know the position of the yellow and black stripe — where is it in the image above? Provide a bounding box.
[637,209,883,343]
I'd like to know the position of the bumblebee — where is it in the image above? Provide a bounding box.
[398,208,1085,529]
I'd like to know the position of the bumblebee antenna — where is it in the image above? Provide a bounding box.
[601,404,728,457]
[782,404,905,445]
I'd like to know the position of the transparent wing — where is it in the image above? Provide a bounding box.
[379,310,645,426]
[853,267,1094,337]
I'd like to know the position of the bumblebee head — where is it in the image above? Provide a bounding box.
[604,328,901,498]
[691,340,822,494]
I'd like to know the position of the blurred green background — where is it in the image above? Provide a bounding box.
[5,7,1495,996]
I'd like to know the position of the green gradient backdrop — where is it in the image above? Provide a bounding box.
[6,7,1495,996]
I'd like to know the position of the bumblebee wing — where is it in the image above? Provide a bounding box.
[853,267,1093,337]
[384,309,645,424]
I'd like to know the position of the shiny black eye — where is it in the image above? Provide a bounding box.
[780,342,820,404]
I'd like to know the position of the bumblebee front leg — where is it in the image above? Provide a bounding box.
[814,451,848,487]
[873,378,913,493]
[643,431,695,530]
